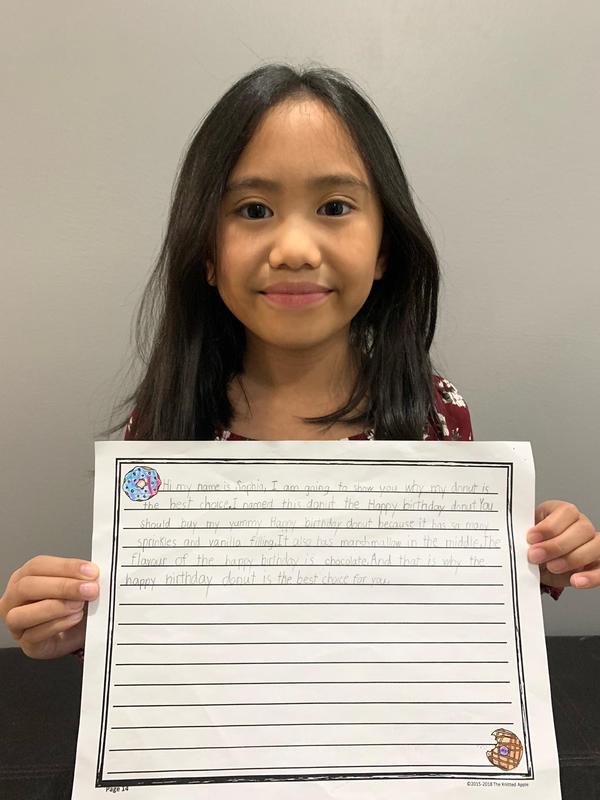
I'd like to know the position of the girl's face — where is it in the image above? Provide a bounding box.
[208,98,386,353]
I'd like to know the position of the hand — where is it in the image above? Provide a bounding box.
[527,500,600,589]
[0,556,100,660]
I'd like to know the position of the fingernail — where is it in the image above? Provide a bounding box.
[80,563,97,578]
[67,610,84,622]
[80,582,97,598]
[572,575,590,588]
[529,548,547,564]
[66,600,84,611]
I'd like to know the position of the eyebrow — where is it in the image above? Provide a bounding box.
[225,173,370,194]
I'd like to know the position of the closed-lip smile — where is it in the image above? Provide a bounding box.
[261,282,332,294]
[259,282,333,308]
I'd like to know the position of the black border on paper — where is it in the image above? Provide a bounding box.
[94,456,533,787]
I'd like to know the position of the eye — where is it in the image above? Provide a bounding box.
[236,202,273,220]
[318,199,354,217]
[235,199,354,220]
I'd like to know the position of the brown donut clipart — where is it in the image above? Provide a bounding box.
[486,728,523,771]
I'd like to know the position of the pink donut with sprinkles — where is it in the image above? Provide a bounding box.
[123,466,162,501]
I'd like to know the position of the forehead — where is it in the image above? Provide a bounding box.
[227,98,369,188]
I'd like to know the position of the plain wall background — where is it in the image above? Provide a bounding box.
[1,0,599,647]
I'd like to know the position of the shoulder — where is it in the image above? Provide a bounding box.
[426,374,474,441]
[434,375,468,410]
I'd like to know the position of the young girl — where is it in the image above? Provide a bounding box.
[1,62,598,663]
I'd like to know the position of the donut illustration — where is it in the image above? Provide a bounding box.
[486,728,523,771]
[122,466,162,501]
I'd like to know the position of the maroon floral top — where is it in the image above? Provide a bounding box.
[71,375,560,664]
[213,374,473,443]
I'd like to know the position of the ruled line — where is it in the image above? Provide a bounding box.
[120,564,504,568]
[121,545,502,549]
[116,641,508,646]
[118,602,506,607]
[123,526,500,531]
[114,680,510,687]
[118,583,505,587]
[113,701,512,708]
[109,742,498,752]
[116,622,507,626]
[111,721,514,730]
[105,763,504,773]
[114,660,510,666]
[124,508,500,513]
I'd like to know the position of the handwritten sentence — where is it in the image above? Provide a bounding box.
[159,479,493,495]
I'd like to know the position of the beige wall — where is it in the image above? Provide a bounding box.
[1,0,599,644]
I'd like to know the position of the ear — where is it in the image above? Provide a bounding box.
[206,260,216,286]
[374,231,388,280]
[374,253,386,280]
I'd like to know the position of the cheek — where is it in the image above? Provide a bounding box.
[341,263,378,302]
[219,224,260,265]
[216,277,250,319]
[213,270,265,335]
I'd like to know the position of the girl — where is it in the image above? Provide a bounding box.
[1,62,598,663]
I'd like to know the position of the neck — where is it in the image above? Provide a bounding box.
[235,330,362,415]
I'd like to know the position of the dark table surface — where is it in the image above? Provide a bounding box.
[1,636,599,799]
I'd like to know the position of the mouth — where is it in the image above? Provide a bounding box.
[259,283,333,308]
[261,282,332,294]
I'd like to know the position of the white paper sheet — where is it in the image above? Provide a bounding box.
[71,440,561,799]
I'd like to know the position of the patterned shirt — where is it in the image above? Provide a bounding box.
[213,375,473,442]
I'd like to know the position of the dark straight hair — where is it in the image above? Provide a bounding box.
[104,61,443,441]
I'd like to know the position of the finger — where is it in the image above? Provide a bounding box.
[528,519,596,564]
[533,499,568,523]
[19,608,85,646]
[538,567,571,589]
[571,560,600,589]
[545,533,600,575]
[4,598,85,639]
[13,574,99,607]
[19,555,99,581]
[527,503,581,543]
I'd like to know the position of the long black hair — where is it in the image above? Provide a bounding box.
[103,61,442,441]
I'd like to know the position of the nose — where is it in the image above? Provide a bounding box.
[268,218,322,270]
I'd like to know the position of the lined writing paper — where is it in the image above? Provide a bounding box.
[72,440,561,799]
